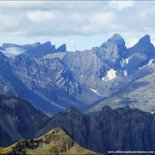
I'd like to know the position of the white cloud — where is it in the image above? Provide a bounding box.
[0,1,154,50]
[90,11,115,25]
[27,10,54,23]
[81,11,115,34]
[109,1,135,11]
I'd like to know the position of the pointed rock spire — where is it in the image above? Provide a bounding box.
[101,33,125,48]
[56,44,66,52]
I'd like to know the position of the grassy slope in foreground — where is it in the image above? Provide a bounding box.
[1,128,99,155]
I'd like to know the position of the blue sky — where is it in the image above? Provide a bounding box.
[0,1,155,51]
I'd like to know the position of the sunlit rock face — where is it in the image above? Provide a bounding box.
[0,34,155,115]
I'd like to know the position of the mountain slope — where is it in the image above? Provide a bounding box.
[8,55,99,115]
[0,94,48,147]
[1,128,99,155]
[0,52,66,115]
[87,63,155,113]
[1,34,155,115]
[38,106,155,154]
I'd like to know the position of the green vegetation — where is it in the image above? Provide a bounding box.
[0,128,99,155]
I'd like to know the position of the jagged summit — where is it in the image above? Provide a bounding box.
[56,44,66,52]
[130,34,152,49]
[111,33,124,41]
[128,34,155,58]
[20,41,56,58]
[101,33,125,48]
[101,105,112,113]
[139,34,151,43]
[65,106,82,114]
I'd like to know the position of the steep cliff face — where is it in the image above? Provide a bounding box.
[0,52,67,115]
[0,94,48,146]
[8,56,99,114]
[87,63,155,114]
[39,106,155,154]
[1,34,155,115]
[62,34,155,112]
[0,50,99,115]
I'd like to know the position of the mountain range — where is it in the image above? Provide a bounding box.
[1,33,155,154]
[1,34,155,115]
[1,95,155,154]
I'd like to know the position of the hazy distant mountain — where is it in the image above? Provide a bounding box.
[0,50,99,115]
[1,34,155,115]
[20,41,55,58]
[1,34,155,154]
[55,44,67,52]
[0,43,40,57]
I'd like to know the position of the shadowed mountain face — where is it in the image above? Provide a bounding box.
[39,106,155,154]
[0,34,155,115]
[0,51,99,115]
[1,94,155,154]
[1,128,99,155]
[0,94,48,147]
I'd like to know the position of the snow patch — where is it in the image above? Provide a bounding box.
[102,69,117,81]
[5,47,25,55]
[121,58,129,67]
[124,70,128,76]
[151,111,154,114]
[1,47,25,57]
[139,59,154,69]
[148,59,154,66]
[42,52,65,60]
[90,88,102,96]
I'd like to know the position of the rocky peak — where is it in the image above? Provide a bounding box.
[128,34,155,58]
[56,44,66,52]
[110,33,125,44]
[65,106,82,114]
[20,41,56,58]
[138,34,151,44]
[101,105,112,113]
[101,33,125,48]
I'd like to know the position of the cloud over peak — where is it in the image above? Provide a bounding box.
[0,1,155,50]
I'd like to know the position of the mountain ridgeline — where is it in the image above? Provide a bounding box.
[38,106,155,154]
[1,34,155,116]
[1,96,155,155]
[1,128,98,155]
